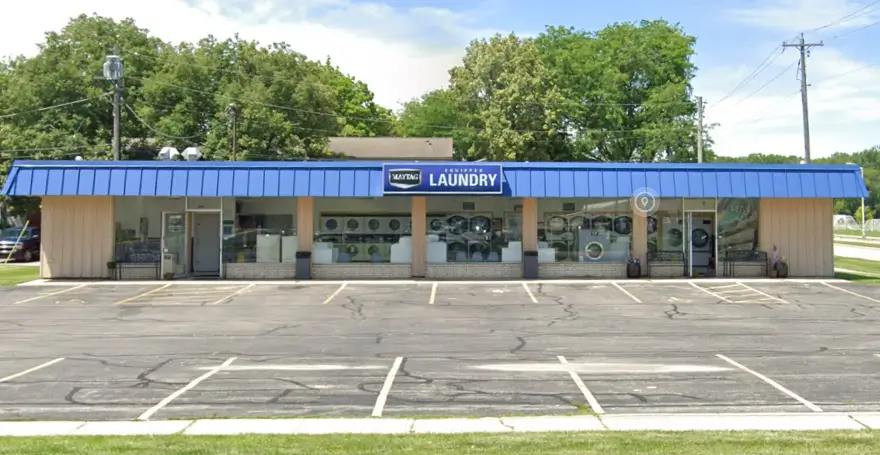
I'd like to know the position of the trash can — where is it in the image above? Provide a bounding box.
[626,261,641,278]
[295,251,311,280]
[523,250,539,279]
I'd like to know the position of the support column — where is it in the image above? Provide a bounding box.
[411,196,427,277]
[296,197,315,279]
[521,198,538,279]
[631,213,648,276]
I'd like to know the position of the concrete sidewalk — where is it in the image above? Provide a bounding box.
[0,413,878,436]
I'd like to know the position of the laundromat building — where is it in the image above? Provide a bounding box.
[0,138,868,280]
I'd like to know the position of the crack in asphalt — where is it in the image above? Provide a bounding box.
[664,304,686,320]
[342,297,366,321]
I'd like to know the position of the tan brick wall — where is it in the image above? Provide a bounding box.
[225,263,296,279]
[312,264,411,279]
[538,262,626,278]
[426,263,523,279]
[648,261,686,278]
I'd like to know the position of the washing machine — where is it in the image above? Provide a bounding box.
[544,215,569,241]
[365,243,389,262]
[469,216,492,236]
[579,230,609,261]
[613,216,633,235]
[569,215,588,232]
[320,216,344,235]
[690,216,714,272]
[364,216,386,235]
[343,243,368,262]
[427,216,446,235]
[468,241,491,261]
[592,215,613,233]
[387,217,408,236]
[344,217,364,234]
[447,240,468,262]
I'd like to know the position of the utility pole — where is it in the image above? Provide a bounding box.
[227,103,238,160]
[783,33,823,163]
[103,49,124,160]
[696,96,704,163]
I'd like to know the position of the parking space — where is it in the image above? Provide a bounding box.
[616,282,716,304]
[431,282,540,306]
[1,278,880,420]
[533,282,637,304]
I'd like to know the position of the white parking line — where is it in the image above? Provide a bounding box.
[372,356,404,417]
[429,282,438,305]
[115,283,172,305]
[208,283,255,305]
[0,358,65,383]
[557,356,604,414]
[137,357,237,421]
[521,282,538,303]
[689,281,732,303]
[716,354,822,412]
[322,283,347,305]
[14,284,88,305]
[736,282,788,304]
[612,282,642,303]
[822,282,880,304]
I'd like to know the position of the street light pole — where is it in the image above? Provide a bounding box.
[103,52,124,160]
[848,162,866,237]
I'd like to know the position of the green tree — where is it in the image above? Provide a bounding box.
[395,89,474,157]
[448,33,568,161]
[536,21,704,162]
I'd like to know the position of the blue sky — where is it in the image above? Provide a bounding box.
[2,0,878,158]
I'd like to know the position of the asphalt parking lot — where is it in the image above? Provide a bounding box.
[0,279,879,421]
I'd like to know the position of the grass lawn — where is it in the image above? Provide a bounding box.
[836,240,880,248]
[0,264,39,286]
[835,229,880,238]
[0,432,878,455]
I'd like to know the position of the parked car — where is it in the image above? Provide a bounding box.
[0,227,40,262]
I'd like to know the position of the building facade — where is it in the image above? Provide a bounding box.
[1,154,867,280]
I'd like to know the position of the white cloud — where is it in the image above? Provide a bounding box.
[699,0,880,158]
[728,0,879,33]
[698,47,880,159]
[0,0,486,109]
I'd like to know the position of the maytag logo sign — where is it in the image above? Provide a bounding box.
[387,168,422,190]
[382,163,504,195]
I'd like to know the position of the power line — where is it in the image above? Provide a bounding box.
[828,19,880,39]
[804,0,880,34]
[124,104,205,140]
[731,59,799,107]
[0,93,112,120]
[706,45,784,107]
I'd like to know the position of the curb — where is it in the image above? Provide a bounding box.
[0,413,877,436]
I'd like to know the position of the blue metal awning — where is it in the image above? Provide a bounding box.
[0,160,869,199]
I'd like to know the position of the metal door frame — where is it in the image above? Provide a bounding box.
[190,210,222,275]
[683,209,717,278]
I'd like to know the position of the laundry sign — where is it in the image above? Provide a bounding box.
[383,164,503,194]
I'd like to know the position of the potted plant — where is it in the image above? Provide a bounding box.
[774,256,789,278]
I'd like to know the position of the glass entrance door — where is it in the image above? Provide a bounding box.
[161,212,187,278]
[684,211,716,277]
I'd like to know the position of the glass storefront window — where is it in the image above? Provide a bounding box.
[537,198,632,263]
[717,198,759,252]
[223,198,297,264]
[114,197,182,265]
[426,197,522,263]
[313,197,412,264]
[647,199,684,256]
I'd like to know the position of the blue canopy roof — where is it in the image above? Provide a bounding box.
[0,159,869,199]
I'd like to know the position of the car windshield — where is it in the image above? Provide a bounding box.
[0,228,29,238]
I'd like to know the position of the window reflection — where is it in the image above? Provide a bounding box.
[313,198,413,264]
[537,199,632,263]
[426,197,522,263]
[647,199,684,256]
[717,198,759,252]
